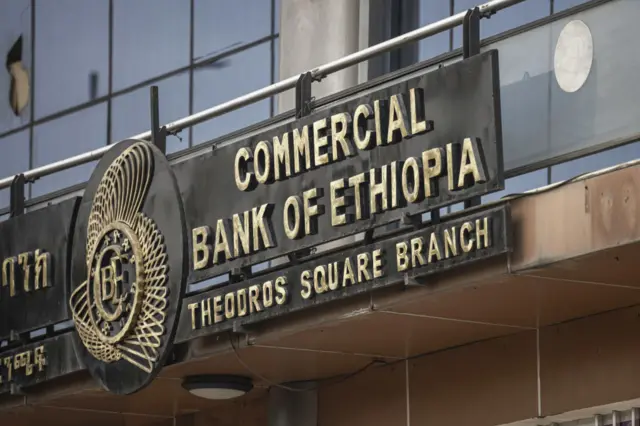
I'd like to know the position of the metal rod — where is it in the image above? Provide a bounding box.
[0,0,524,191]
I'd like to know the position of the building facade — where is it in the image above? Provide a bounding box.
[0,0,639,425]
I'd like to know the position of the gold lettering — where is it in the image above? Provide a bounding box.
[374,99,388,146]
[252,204,275,250]
[249,285,262,313]
[458,138,487,189]
[232,212,251,258]
[357,253,371,282]
[254,140,272,184]
[328,262,339,290]
[34,249,51,290]
[444,227,458,258]
[342,258,355,287]
[213,295,224,323]
[396,242,409,272]
[234,147,255,191]
[237,289,248,316]
[275,276,288,305]
[353,104,374,150]
[369,166,388,215]
[300,270,312,299]
[373,249,383,278]
[314,265,328,294]
[18,252,32,293]
[212,219,232,265]
[428,233,442,263]
[2,257,16,297]
[303,188,324,236]
[348,172,367,221]
[330,112,354,161]
[273,132,291,180]
[192,226,211,270]
[201,298,213,327]
[422,148,443,198]
[283,196,302,240]
[402,157,423,204]
[313,118,329,166]
[224,293,236,319]
[411,237,426,267]
[330,178,348,227]
[387,94,409,143]
[476,217,490,249]
[262,281,274,308]
[461,222,474,253]
[293,126,311,173]
[188,303,198,330]
[410,88,429,135]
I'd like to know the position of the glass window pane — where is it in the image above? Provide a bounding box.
[32,103,107,197]
[111,72,189,154]
[113,0,190,91]
[551,142,640,183]
[193,0,271,62]
[453,0,549,48]
[34,0,109,119]
[554,0,590,13]
[193,43,271,144]
[0,130,30,210]
[483,169,549,203]
[0,0,31,133]
[275,0,280,32]
[418,0,451,60]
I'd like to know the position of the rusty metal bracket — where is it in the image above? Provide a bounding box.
[150,85,167,155]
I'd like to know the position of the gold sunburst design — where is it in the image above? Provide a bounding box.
[70,142,169,373]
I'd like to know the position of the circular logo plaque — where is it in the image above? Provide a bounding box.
[69,140,187,395]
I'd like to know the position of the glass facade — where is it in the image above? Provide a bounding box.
[0,0,279,209]
[0,0,637,215]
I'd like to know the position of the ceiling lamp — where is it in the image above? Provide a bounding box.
[182,375,253,400]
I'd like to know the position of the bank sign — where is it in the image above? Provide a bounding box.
[0,51,509,396]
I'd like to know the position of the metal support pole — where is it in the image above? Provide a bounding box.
[295,72,314,119]
[150,86,167,155]
[9,174,25,217]
[463,7,482,210]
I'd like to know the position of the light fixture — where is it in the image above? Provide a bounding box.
[182,375,253,400]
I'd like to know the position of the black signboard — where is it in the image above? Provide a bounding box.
[174,50,503,284]
[176,204,510,342]
[69,140,188,395]
[0,332,82,395]
[0,198,79,339]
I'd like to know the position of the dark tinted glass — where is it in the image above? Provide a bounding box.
[193,0,271,63]
[418,0,451,60]
[32,103,107,197]
[34,0,109,118]
[0,130,30,209]
[192,43,271,144]
[113,0,190,91]
[0,0,31,132]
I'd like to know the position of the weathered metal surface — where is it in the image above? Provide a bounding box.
[176,204,510,342]
[0,198,80,339]
[174,50,504,284]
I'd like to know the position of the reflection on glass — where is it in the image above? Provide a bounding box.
[188,275,229,294]
[32,103,107,197]
[111,72,189,154]
[193,0,271,62]
[481,0,640,174]
[34,0,109,119]
[0,0,31,133]
[453,0,549,48]
[192,43,271,144]
[113,0,190,91]
[483,169,548,203]
[0,130,30,209]
[551,142,640,183]
[418,0,451,60]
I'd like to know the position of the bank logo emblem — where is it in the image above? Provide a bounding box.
[70,142,169,373]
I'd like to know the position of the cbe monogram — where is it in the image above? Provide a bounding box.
[70,142,170,373]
